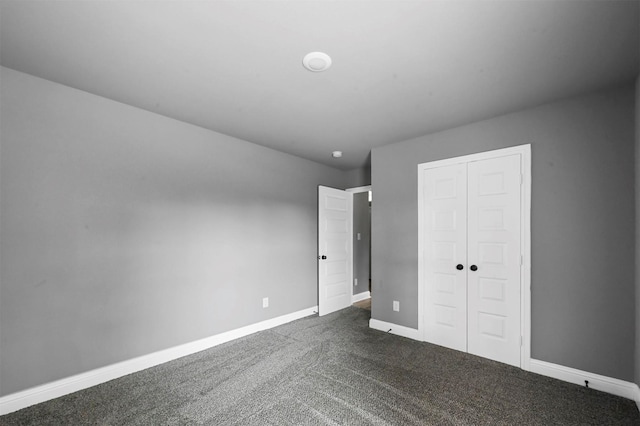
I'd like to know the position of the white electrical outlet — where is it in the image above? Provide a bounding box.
[263,297,269,308]
[354,278,358,286]
[357,233,361,241]
[393,301,400,312]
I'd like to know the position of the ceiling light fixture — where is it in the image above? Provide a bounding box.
[332,151,343,158]
[303,52,332,72]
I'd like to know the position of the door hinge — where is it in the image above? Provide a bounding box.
[520,255,523,266]
[520,336,523,347]
[521,174,524,185]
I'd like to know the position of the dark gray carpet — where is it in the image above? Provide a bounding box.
[2,307,639,425]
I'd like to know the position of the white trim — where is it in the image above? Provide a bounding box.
[0,306,318,416]
[417,144,532,369]
[352,291,371,303]
[417,145,530,170]
[369,319,421,341]
[521,146,532,370]
[634,384,640,412]
[345,185,371,194]
[529,359,639,402]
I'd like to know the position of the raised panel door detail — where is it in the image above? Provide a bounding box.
[433,210,456,231]
[325,218,348,233]
[326,260,347,276]
[326,278,349,298]
[435,305,457,328]
[434,178,457,199]
[478,243,507,265]
[477,312,507,340]
[478,278,507,302]
[433,272,458,312]
[478,208,505,230]
[434,273,456,294]
[433,242,456,261]
[324,239,347,254]
[477,171,506,195]
[325,195,348,211]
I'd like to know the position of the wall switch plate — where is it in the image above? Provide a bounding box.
[357,233,361,241]
[393,301,400,312]
[354,278,358,286]
[262,297,269,308]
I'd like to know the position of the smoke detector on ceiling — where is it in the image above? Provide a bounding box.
[332,151,343,158]
[303,52,332,72]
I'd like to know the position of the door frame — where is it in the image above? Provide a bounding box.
[417,145,531,369]
[317,185,371,315]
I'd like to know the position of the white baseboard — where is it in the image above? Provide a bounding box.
[363,324,640,408]
[369,318,421,341]
[352,291,371,303]
[0,306,318,416]
[529,359,639,403]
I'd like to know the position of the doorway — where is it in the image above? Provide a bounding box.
[317,186,352,316]
[317,185,371,316]
[349,186,372,310]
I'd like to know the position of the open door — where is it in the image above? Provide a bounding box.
[318,186,352,316]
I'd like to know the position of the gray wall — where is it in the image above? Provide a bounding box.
[344,161,372,188]
[0,67,347,396]
[371,84,636,381]
[353,192,370,296]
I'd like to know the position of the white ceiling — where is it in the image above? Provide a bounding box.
[1,1,638,170]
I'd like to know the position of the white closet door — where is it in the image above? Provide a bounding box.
[467,154,522,366]
[422,163,468,352]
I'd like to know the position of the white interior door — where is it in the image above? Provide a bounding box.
[420,151,523,367]
[318,186,352,316]
[467,155,522,366]
[422,163,468,352]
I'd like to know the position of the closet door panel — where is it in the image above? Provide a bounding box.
[467,154,522,367]
[422,164,468,352]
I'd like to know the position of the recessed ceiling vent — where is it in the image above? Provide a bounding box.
[303,52,332,72]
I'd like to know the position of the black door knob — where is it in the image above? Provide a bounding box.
[456,264,464,270]
[470,265,478,271]
[318,255,327,260]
